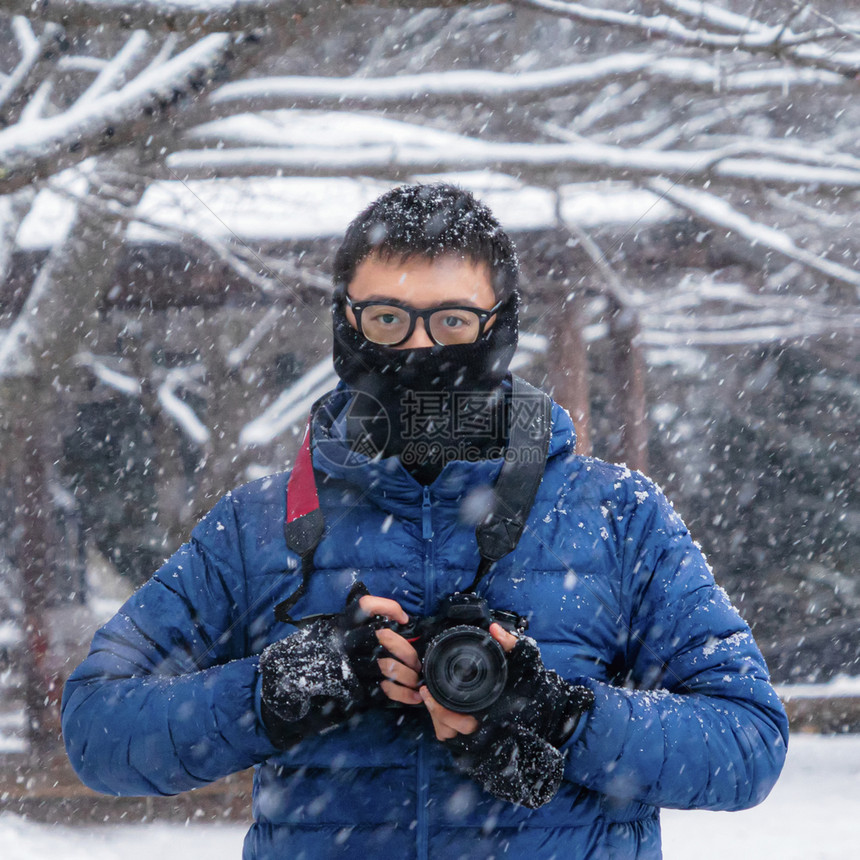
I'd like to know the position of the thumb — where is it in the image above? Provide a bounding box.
[489,622,518,654]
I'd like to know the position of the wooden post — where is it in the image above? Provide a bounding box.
[607,299,649,473]
[10,384,63,751]
[548,291,592,456]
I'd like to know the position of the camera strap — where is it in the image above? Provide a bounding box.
[275,396,328,624]
[465,374,552,593]
[275,375,553,624]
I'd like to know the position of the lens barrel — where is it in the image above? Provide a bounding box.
[422,625,507,713]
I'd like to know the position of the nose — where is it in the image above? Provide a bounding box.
[397,317,434,349]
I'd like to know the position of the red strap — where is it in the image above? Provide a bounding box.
[286,423,320,523]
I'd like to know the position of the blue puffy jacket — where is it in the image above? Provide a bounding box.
[63,386,788,859]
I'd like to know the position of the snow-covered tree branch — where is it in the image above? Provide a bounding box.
[0,0,470,34]
[515,0,860,76]
[648,179,860,291]
[165,134,860,191]
[0,33,252,195]
[0,20,67,127]
[206,57,846,117]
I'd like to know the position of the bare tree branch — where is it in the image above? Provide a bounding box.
[0,32,255,195]
[562,219,641,309]
[74,29,151,104]
[636,276,860,347]
[10,15,38,55]
[648,178,860,291]
[642,321,854,347]
[0,22,68,128]
[516,0,860,76]
[74,351,142,396]
[0,186,35,287]
[656,0,776,35]
[650,279,856,322]
[0,0,471,34]
[158,367,211,445]
[789,0,860,43]
[766,190,851,230]
[642,94,771,150]
[165,135,860,191]
[58,54,108,74]
[565,82,648,135]
[17,79,54,123]
[207,54,845,117]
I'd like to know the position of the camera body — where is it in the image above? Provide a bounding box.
[389,593,528,714]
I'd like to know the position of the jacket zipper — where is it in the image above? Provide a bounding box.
[417,485,433,860]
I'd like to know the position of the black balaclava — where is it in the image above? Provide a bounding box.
[332,289,519,483]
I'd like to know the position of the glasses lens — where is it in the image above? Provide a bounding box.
[359,304,412,345]
[428,308,482,345]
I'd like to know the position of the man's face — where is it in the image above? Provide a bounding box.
[345,253,497,349]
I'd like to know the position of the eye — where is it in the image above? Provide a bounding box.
[367,309,406,327]
[374,312,400,325]
[437,311,479,330]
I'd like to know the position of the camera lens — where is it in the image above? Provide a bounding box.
[422,625,507,713]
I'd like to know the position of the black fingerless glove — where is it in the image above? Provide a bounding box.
[259,582,390,748]
[338,581,389,700]
[445,634,594,809]
[260,616,363,748]
[496,635,595,748]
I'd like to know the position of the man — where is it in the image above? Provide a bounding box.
[63,184,788,859]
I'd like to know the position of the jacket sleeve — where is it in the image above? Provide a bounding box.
[562,474,789,811]
[61,492,279,796]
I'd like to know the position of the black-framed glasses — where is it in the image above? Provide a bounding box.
[344,296,504,347]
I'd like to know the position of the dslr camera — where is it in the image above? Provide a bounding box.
[388,593,528,714]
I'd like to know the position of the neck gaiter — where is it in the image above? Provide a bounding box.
[331,293,519,483]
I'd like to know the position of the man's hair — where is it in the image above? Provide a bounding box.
[333,184,519,300]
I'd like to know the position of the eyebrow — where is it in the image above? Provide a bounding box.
[359,294,485,308]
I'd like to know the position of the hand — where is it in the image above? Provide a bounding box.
[259,617,365,748]
[419,622,518,740]
[497,634,594,748]
[440,629,595,810]
[356,594,423,706]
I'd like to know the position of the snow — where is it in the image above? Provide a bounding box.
[777,674,860,700]
[14,113,681,251]
[207,55,841,107]
[0,33,230,175]
[0,817,247,860]
[559,183,676,228]
[0,734,855,858]
[77,354,142,397]
[649,178,860,289]
[0,708,25,753]
[157,382,210,445]
[239,356,337,447]
[663,734,860,859]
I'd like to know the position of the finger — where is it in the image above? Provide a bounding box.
[358,595,409,625]
[429,713,458,741]
[489,622,518,654]
[380,679,422,706]
[376,628,421,673]
[377,657,420,689]
[420,687,479,739]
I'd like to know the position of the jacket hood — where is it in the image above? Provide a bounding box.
[310,379,576,513]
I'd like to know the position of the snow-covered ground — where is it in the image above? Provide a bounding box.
[662,733,860,859]
[0,734,856,859]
